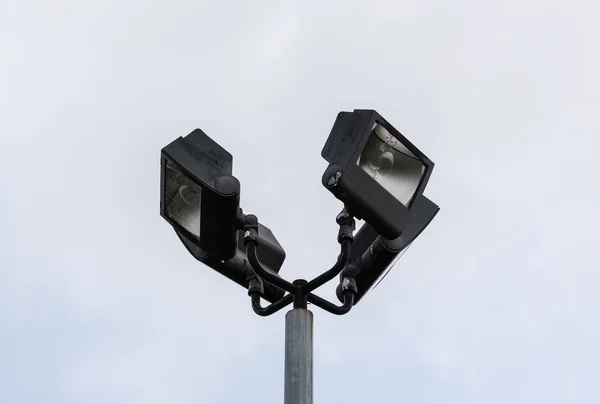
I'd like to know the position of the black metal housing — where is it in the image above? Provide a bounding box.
[336,194,439,305]
[321,109,434,239]
[176,222,287,303]
[161,129,241,260]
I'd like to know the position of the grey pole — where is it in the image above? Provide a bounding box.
[284,308,313,404]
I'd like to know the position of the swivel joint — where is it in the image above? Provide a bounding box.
[340,276,358,295]
[247,277,264,296]
[243,214,260,246]
[336,207,355,244]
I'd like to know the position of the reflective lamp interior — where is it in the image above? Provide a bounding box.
[164,161,202,239]
[357,123,426,206]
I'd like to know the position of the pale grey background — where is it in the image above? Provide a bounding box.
[1,1,599,403]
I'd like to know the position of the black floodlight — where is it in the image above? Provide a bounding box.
[336,194,439,305]
[177,224,286,302]
[160,129,288,302]
[161,129,241,261]
[321,110,434,239]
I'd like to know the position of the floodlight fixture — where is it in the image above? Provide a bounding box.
[336,194,440,305]
[158,110,440,404]
[160,129,287,302]
[321,109,434,239]
[161,129,241,261]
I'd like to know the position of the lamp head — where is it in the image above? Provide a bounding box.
[336,194,439,305]
[160,129,288,302]
[176,224,287,303]
[161,129,240,261]
[322,110,434,239]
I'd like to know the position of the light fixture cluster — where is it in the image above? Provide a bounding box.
[160,110,438,309]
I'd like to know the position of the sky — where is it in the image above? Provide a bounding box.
[1,0,599,403]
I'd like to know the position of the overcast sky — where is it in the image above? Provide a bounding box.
[2,1,599,403]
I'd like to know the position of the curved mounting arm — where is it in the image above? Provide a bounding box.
[250,293,294,316]
[302,234,353,293]
[247,242,298,294]
[244,208,357,316]
[302,239,351,293]
[307,290,355,315]
[245,208,355,295]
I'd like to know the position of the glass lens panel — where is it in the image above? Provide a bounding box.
[357,123,425,206]
[164,161,202,238]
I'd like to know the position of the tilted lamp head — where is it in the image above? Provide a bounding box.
[336,194,440,305]
[160,129,288,302]
[321,110,434,239]
[161,129,241,261]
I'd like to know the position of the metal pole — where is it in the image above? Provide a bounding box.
[284,308,313,404]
